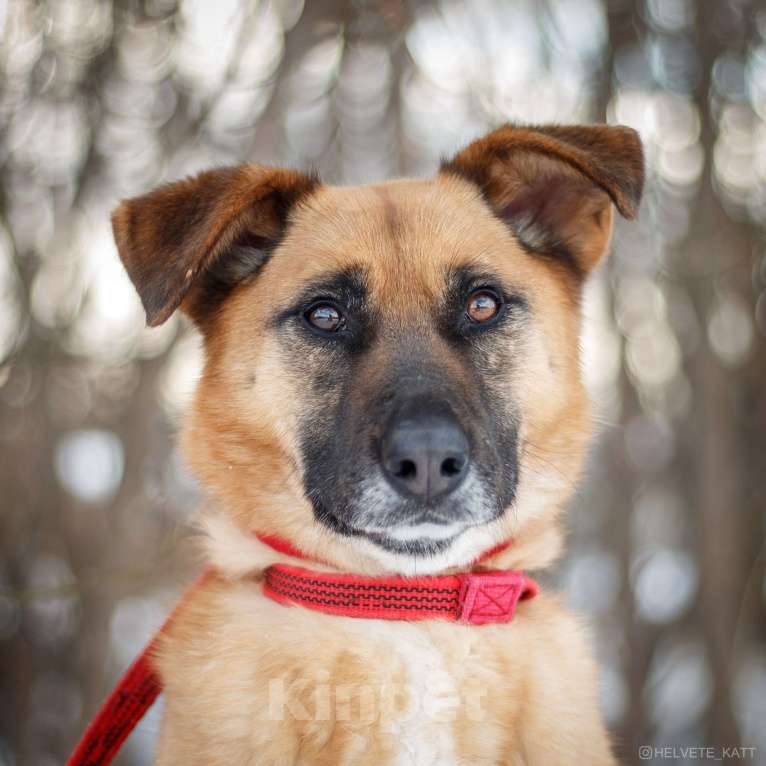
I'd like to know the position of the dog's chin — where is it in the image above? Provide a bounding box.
[359,518,476,554]
[315,503,477,555]
[360,529,462,555]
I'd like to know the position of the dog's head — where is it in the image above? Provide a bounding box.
[113,124,643,574]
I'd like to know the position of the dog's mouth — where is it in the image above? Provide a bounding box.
[361,525,470,554]
[359,515,476,554]
[354,525,467,555]
[314,501,479,554]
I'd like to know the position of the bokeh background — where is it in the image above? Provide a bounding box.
[1,0,765,764]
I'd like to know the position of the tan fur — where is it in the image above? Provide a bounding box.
[111,123,644,765]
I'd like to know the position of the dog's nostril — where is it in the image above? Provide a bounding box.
[395,459,418,480]
[440,456,464,477]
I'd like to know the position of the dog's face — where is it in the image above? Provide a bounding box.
[113,124,643,572]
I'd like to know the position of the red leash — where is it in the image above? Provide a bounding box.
[65,568,213,766]
[65,644,161,766]
[66,538,537,765]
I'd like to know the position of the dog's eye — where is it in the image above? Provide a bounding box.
[466,290,501,324]
[305,303,345,333]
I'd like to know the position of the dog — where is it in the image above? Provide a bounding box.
[111,122,643,765]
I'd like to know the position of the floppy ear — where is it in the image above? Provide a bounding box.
[111,165,319,327]
[441,123,644,275]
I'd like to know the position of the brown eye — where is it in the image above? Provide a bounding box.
[306,303,344,333]
[466,290,501,324]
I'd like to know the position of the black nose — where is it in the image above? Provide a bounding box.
[381,407,470,502]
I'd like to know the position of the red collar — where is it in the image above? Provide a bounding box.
[263,564,537,625]
[258,535,538,625]
[65,534,538,766]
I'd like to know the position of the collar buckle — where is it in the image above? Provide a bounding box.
[457,571,528,625]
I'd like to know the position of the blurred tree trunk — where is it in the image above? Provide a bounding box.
[598,2,653,760]
[684,0,761,749]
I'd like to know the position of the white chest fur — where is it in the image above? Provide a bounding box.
[228,584,467,764]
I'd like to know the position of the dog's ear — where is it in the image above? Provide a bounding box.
[111,166,319,327]
[441,124,644,275]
